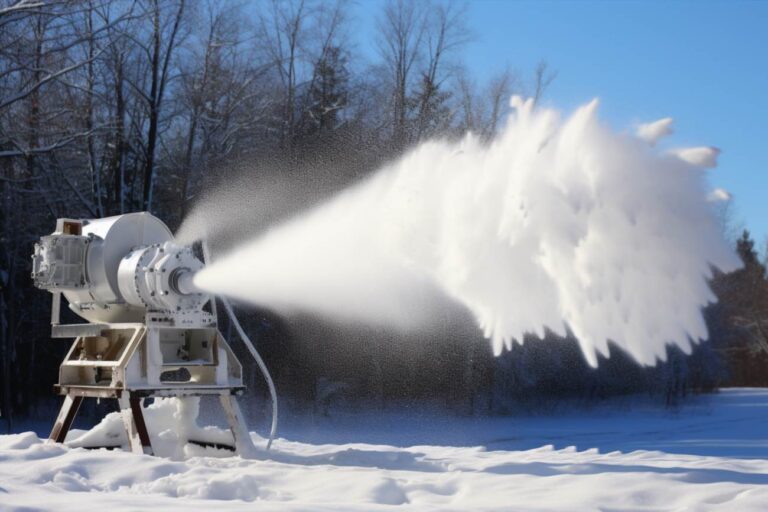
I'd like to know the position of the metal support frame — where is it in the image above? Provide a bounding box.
[45,287,256,457]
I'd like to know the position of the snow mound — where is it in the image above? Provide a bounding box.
[66,398,252,459]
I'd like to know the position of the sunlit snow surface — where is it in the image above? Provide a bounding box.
[1,389,768,511]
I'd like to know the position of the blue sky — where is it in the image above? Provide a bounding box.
[354,0,768,243]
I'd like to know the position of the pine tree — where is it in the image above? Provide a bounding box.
[303,46,349,137]
[736,229,765,276]
[711,229,768,377]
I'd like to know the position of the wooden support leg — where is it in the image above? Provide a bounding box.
[49,395,83,443]
[219,393,258,458]
[118,395,153,455]
[130,396,153,453]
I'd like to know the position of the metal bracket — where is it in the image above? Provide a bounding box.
[51,323,108,338]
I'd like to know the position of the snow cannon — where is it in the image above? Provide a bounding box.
[31,213,256,456]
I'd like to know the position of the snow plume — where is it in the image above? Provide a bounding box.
[669,146,721,169]
[708,188,733,203]
[636,117,674,145]
[194,97,740,367]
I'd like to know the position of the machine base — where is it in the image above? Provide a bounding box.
[48,387,256,457]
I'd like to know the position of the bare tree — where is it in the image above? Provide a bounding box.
[484,69,516,137]
[455,67,476,132]
[83,1,104,216]
[376,0,425,148]
[532,59,556,105]
[257,0,307,147]
[414,1,470,140]
[140,0,186,212]
[178,0,224,215]
[0,0,45,21]
[456,66,517,139]
[0,2,128,157]
[175,0,272,217]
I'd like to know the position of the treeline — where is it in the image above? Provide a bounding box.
[0,0,765,429]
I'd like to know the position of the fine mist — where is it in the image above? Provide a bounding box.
[193,97,740,367]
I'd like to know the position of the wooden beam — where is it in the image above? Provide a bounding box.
[219,393,258,458]
[118,395,153,455]
[49,395,83,443]
[130,396,153,451]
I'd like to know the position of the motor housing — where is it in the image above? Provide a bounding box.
[32,212,208,324]
[117,242,205,313]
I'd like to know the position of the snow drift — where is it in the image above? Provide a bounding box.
[3,390,768,511]
[194,97,739,367]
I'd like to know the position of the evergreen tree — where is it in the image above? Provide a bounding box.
[303,46,349,137]
[711,228,768,374]
[736,229,765,276]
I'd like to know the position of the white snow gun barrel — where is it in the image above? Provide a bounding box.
[30,213,259,458]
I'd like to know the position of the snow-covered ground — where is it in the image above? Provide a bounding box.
[1,388,767,511]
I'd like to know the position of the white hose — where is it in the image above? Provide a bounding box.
[202,242,278,450]
[221,296,279,450]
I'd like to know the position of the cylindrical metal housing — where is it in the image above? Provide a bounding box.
[63,212,174,323]
[117,242,206,313]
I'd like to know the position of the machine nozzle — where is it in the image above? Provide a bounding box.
[170,267,201,296]
[118,242,207,312]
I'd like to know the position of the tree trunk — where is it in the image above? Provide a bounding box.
[142,1,162,212]
[112,54,126,214]
[86,2,103,216]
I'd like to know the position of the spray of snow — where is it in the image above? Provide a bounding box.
[708,188,732,202]
[194,97,739,367]
[635,117,673,145]
[668,146,721,169]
